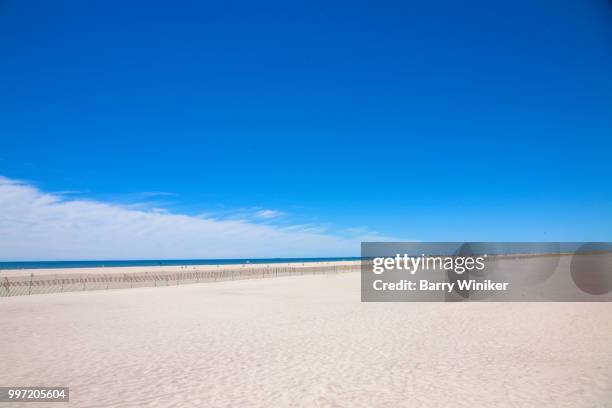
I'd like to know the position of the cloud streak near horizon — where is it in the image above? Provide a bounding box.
[0,176,389,261]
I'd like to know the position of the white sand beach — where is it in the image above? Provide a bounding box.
[1,271,611,407]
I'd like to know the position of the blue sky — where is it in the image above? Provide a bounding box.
[1,1,611,259]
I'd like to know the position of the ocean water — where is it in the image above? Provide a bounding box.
[0,257,361,270]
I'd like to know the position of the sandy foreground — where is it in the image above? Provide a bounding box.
[1,272,611,407]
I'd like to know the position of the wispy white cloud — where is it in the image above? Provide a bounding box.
[53,190,86,196]
[341,227,398,242]
[254,209,284,219]
[0,176,394,261]
[194,207,285,223]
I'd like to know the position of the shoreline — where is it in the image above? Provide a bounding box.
[0,260,362,278]
[2,251,606,277]
[0,257,361,271]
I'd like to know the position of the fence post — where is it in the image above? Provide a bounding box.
[28,273,33,295]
